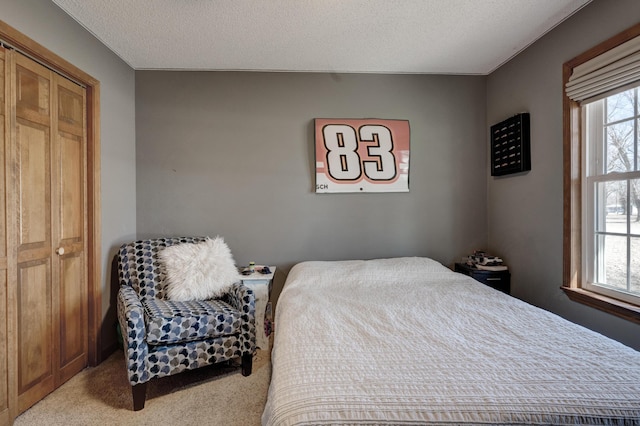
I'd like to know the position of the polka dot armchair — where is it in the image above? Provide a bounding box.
[116,237,256,411]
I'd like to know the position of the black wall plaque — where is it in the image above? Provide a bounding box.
[490,113,530,176]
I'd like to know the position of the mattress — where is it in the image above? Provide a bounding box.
[262,257,640,425]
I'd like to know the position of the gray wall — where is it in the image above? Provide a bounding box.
[135,71,488,304]
[1,0,137,352]
[487,0,640,350]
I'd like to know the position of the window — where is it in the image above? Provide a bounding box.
[563,23,640,324]
[583,87,640,306]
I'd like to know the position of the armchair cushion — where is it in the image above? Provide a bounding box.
[142,298,242,345]
[159,236,241,301]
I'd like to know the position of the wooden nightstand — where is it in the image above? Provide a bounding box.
[454,262,510,294]
[240,266,275,350]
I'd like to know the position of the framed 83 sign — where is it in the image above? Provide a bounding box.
[315,118,410,193]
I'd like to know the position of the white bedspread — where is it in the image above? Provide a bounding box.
[262,257,640,425]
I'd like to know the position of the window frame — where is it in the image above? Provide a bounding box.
[563,23,640,325]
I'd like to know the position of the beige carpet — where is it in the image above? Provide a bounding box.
[14,348,271,426]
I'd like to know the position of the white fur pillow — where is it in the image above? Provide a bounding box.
[159,237,242,301]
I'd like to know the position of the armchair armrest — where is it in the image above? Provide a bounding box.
[117,285,150,385]
[225,282,256,354]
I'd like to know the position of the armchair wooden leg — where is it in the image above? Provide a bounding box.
[132,382,148,411]
[241,353,253,376]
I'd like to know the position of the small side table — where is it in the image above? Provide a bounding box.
[454,262,510,294]
[240,266,275,350]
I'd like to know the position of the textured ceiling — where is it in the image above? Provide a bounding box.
[51,0,592,74]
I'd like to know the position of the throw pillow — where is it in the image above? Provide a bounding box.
[159,236,242,301]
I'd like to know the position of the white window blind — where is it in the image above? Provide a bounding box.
[565,34,640,103]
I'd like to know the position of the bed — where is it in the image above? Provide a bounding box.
[262,257,640,425]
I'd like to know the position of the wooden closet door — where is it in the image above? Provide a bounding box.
[53,73,87,385]
[11,52,88,413]
[13,53,56,413]
[0,47,10,426]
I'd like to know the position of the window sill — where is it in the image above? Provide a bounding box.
[562,287,640,325]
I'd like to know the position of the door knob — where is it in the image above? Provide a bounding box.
[56,247,65,255]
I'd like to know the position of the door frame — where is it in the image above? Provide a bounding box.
[0,20,101,366]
